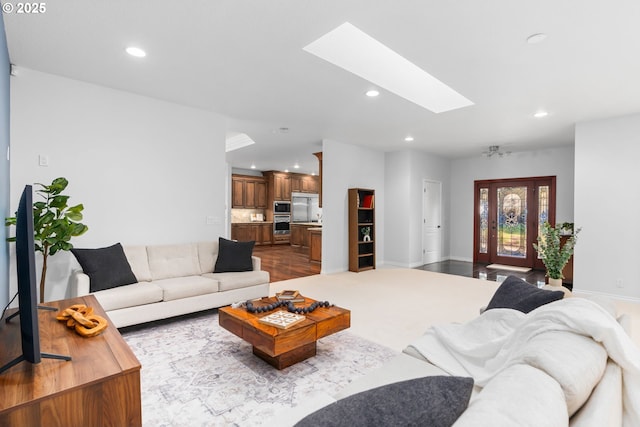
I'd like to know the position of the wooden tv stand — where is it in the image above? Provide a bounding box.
[0,295,141,426]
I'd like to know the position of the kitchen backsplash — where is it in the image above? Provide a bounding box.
[231,208,267,223]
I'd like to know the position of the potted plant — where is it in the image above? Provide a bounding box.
[533,221,581,286]
[5,177,88,302]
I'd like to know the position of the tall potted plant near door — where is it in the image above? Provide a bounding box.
[5,177,88,302]
[533,222,581,286]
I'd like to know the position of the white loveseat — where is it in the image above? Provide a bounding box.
[71,241,270,328]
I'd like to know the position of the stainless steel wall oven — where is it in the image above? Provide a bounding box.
[273,214,291,234]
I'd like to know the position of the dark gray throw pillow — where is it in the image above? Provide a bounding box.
[485,275,564,314]
[71,243,138,293]
[295,376,473,427]
[214,237,255,273]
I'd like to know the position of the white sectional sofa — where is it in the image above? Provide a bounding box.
[292,277,640,427]
[71,241,269,328]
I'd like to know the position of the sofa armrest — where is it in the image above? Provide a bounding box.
[71,269,91,297]
[252,255,262,271]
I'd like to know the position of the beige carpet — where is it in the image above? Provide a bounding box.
[270,269,640,351]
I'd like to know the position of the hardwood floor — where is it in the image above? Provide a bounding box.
[253,244,317,283]
[254,245,550,287]
[417,260,548,287]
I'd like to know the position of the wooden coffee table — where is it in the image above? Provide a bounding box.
[218,296,350,369]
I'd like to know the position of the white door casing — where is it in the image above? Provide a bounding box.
[423,180,442,265]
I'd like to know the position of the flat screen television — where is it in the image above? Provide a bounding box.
[1,185,69,374]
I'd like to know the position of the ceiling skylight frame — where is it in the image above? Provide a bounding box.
[226,133,256,152]
[303,22,474,114]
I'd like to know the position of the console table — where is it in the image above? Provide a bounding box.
[0,295,142,427]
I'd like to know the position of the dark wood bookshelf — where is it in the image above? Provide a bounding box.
[348,188,376,272]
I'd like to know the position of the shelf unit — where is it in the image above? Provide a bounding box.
[348,188,375,272]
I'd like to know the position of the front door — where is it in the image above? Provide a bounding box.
[474,177,555,269]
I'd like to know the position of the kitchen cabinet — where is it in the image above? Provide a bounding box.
[290,224,302,246]
[259,223,273,245]
[231,175,267,209]
[290,223,319,248]
[302,175,319,193]
[264,171,291,205]
[290,175,302,193]
[309,228,322,273]
[231,223,272,245]
[274,173,291,201]
[290,173,319,194]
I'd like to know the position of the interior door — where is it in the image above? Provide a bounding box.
[423,180,442,265]
[474,177,555,269]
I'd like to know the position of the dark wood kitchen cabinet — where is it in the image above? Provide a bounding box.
[232,175,267,209]
[231,223,272,245]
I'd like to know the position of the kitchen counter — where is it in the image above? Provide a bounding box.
[291,222,322,226]
[231,221,273,224]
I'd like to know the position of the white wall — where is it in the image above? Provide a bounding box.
[322,139,385,273]
[9,68,228,302]
[385,150,451,267]
[575,113,640,299]
[449,145,575,261]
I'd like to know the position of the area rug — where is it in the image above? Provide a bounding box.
[121,310,398,427]
[486,263,531,273]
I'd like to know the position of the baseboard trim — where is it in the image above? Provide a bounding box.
[573,289,640,303]
[448,256,474,263]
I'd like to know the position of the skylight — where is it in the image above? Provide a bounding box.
[303,22,473,113]
[225,133,255,152]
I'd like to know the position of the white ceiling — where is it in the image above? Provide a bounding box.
[4,1,640,174]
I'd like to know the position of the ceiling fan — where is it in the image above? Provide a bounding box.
[483,145,511,158]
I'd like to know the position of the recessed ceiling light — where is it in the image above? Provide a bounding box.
[125,46,147,58]
[534,111,548,118]
[294,163,300,169]
[311,172,316,176]
[366,89,380,97]
[303,22,473,113]
[250,164,256,169]
[284,169,289,173]
[404,136,414,142]
[527,33,547,44]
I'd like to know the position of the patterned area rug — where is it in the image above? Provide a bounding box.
[121,310,397,427]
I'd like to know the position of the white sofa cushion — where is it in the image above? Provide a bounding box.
[204,270,270,291]
[516,330,607,416]
[93,282,163,311]
[453,364,568,426]
[154,275,219,301]
[147,243,201,280]
[197,241,219,274]
[123,245,152,282]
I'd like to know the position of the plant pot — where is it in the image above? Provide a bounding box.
[548,277,563,287]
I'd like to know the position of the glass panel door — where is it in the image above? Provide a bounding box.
[496,186,527,259]
[474,177,556,268]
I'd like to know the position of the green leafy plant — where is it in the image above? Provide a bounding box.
[5,177,88,302]
[533,221,581,280]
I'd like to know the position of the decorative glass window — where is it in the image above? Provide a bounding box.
[496,186,527,258]
[479,188,489,254]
